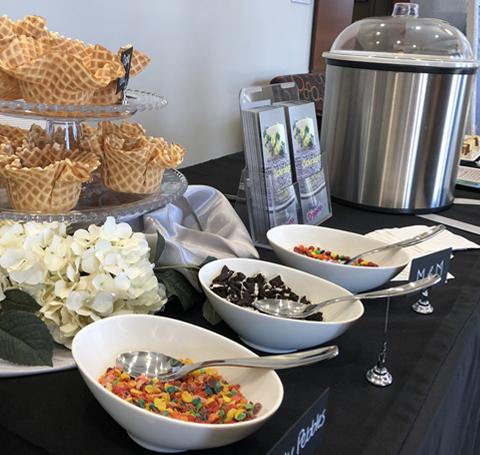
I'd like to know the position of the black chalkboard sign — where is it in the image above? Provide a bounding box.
[116,46,133,94]
[266,388,329,455]
[408,248,451,284]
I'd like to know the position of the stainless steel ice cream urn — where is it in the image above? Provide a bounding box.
[320,2,479,213]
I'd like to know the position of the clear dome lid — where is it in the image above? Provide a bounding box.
[324,3,478,68]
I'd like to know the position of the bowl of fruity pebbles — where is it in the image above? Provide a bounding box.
[267,224,410,293]
[71,314,283,452]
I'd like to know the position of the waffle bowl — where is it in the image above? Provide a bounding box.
[0,118,187,224]
[0,14,182,225]
[0,168,187,223]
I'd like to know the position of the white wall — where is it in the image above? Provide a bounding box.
[2,0,314,166]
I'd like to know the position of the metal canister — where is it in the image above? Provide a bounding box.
[321,2,479,213]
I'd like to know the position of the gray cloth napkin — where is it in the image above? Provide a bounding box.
[143,185,258,320]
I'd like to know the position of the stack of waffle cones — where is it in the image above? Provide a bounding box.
[0,125,100,211]
[0,15,150,105]
[0,15,49,100]
[81,121,185,194]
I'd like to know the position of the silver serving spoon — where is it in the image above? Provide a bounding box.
[254,274,441,319]
[345,224,445,265]
[116,345,339,380]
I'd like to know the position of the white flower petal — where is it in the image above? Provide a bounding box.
[54,280,69,298]
[100,217,117,239]
[81,251,99,274]
[92,273,116,292]
[66,291,89,311]
[0,249,24,269]
[91,291,113,315]
[114,274,130,291]
[66,264,77,282]
[115,222,132,239]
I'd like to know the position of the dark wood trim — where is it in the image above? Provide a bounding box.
[309,0,354,72]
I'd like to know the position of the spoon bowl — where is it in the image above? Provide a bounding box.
[267,225,411,292]
[345,224,445,264]
[72,314,285,452]
[199,258,364,352]
[116,345,339,380]
[254,274,441,319]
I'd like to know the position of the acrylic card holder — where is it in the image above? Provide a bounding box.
[239,82,332,247]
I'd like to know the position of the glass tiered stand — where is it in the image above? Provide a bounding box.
[0,89,188,224]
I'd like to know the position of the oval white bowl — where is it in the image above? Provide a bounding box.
[72,314,283,453]
[199,258,364,353]
[267,225,410,293]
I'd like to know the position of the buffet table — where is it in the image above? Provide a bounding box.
[2,153,480,455]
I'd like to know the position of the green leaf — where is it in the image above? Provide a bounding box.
[1,290,40,313]
[199,256,217,267]
[0,310,54,366]
[157,269,203,312]
[153,231,166,265]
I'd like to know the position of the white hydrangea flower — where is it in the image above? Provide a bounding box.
[0,217,167,347]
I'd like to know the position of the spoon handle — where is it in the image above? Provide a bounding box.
[300,274,442,318]
[346,224,445,264]
[192,345,339,371]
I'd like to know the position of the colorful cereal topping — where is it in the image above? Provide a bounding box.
[98,362,262,424]
[293,244,379,267]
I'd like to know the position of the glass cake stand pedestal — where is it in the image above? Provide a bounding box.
[0,90,187,225]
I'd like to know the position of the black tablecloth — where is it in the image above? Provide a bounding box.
[2,153,480,455]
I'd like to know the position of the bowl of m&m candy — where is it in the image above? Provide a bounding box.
[267,225,410,293]
[72,314,283,452]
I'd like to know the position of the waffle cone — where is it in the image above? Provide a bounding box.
[101,135,164,193]
[91,48,151,104]
[0,35,124,104]
[0,71,20,99]
[4,160,80,211]
[19,80,93,104]
[129,48,150,77]
[99,120,145,139]
[0,17,150,105]
[14,16,48,39]
[0,16,15,50]
[0,144,100,212]
[0,124,28,149]
[90,81,121,105]
[149,138,186,168]
[0,139,13,187]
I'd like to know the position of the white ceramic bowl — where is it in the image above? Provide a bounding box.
[267,225,410,293]
[198,258,364,353]
[71,315,283,453]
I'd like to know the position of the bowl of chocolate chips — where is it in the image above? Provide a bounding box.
[199,258,364,353]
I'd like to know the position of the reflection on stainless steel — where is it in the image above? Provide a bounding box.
[115,346,339,380]
[254,274,441,319]
[321,65,474,212]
